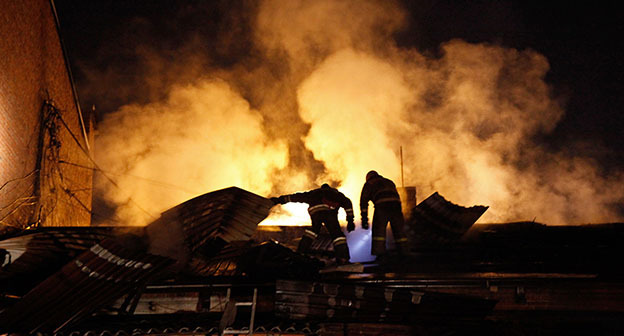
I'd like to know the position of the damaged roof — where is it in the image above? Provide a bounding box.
[2,187,624,335]
[158,186,274,250]
[0,237,173,333]
[145,187,275,267]
[0,187,277,333]
[407,192,488,243]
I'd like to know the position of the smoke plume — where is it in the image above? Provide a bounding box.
[93,0,624,226]
[95,80,287,224]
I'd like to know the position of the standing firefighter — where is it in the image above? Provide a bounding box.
[272,184,354,265]
[360,170,410,259]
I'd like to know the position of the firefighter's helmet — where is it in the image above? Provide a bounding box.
[366,170,379,181]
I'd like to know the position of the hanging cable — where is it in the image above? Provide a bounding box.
[0,197,38,227]
[46,101,157,220]
[56,181,124,225]
[0,170,38,194]
[32,101,67,228]
[58,160,202,195]
[60,187,94,218]
[0,195,37,216]
[65,187,92,194]
[48,0,90,151]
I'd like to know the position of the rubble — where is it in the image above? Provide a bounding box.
[1,187,623,335]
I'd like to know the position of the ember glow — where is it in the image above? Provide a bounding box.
[94,0,624,227]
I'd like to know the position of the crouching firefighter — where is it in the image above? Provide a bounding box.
[360,170,410,259]
[272,184,355,265]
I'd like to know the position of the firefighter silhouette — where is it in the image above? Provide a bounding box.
[272,184,354,264]
[360,170,410,259]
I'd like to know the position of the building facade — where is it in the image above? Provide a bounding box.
[0,0,93,235]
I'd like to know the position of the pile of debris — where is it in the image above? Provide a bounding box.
[1,187,623,335]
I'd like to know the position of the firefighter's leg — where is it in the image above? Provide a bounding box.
[388,204,410,255]
[371,208,389,256]
[324,214,350,263]
[297,216,322,253]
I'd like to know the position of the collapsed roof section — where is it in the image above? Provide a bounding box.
[0,227,124,294]
[0,187,279,333]
[2,187,623,335]
[0,237,173,334]
[145,187,275,269]
[407,192,488,244]
[164,186,274,246]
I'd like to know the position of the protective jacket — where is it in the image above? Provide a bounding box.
[278,184,353,263]
[359,175,402,212]
[360,173,409,256]
[283,185,354,220]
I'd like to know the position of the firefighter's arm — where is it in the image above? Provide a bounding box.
[342,195,355,232]
[359,184,370,230]
[271,191,313,205]
[270,195,288,204]
[270,193,295,204]
[340,194,355,221]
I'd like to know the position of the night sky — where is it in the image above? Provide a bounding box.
[54,1,624,169]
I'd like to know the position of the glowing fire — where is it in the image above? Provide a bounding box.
[259,185,357,227]
[93,0,624,227]
[259,203,311,226]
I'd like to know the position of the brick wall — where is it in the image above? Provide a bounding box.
[0,0,93,235]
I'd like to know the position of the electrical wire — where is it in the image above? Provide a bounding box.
[65,187,92,194]
[44,122,125,225]
[0,177,39,230]
[0,195,37,215]
[55,192,125,226]
[0,170,38,194]
[49,0,90,151]
[0,197,38,228]
[33,103,65,228]
[60,187,95,218]
[2,100,163,231]
[45,101,157,221]
[53,170,125,225]
[59,160,202,195]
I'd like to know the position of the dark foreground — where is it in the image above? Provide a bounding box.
[1,188,623,335]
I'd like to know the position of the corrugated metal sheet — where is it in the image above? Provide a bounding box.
[0,227,120,275]
[407,192,488,243]
[0,237,173,334]
[147,187,274,264]
[166,187,274,247]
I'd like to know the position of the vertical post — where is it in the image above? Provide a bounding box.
[400,146,404,188]
[249,287,257,335]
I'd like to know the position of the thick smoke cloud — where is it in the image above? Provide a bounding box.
[93,0,623,226]
[297,49,412,199]
[95,80,287,225]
